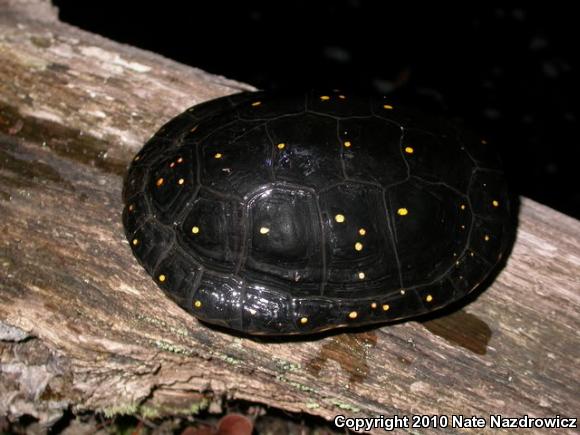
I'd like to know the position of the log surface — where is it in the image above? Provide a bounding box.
[1,2,579,433]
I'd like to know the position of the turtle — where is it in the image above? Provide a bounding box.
[122,90,513,336]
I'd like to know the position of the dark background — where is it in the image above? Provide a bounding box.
[53,2,579,219]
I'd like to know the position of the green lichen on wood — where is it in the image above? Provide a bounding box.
[274,358,302,373]
[135,313,190,338]
[139,406,160,420]
[142,398,210,418]
[102,403,139,418]
[187,398,210,414]
[217,353,242,366]
[102,398,210,420]
[276,375,318,394]
[328,399,361,413]
[153,339,194,356]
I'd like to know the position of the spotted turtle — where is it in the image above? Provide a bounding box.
[122,91,512,335]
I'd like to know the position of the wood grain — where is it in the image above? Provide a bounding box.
[1,2,578,433]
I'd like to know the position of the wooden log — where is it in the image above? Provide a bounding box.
[1,2,579,432]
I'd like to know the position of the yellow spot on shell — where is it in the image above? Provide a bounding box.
[484,234,490,241]
[194,300,202,308]
[371,302,377,309]
[134,155,141,162]
[178,178,185,185]
[192,226,200,234]
[348,311,358,319]
[383,104,393,110]
[344,141,352,148]
[214,153,223,159]
[338,94,346,99]
[397,208,408,216]
[277,143,286,150]
[358,272,365,280]
[177,157,184,163]
[320,95,330,101]
[158,274,166,282]
[460,204,466,210]
[300,317,308,325]
[426,294,433,302]
[259,227,270,234]
[355,242,363,251]
[492,200,499,207]
[132,238,139,246]
[156,178,164,187]
[251,101,261,107]
[404,146,414,154]
[382,304,390,311]
[335,214,345,223]
[358,228,366,236]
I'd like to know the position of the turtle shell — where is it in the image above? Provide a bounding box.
[123,91,512,335]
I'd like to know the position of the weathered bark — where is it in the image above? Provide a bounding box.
[0,2,579,433]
